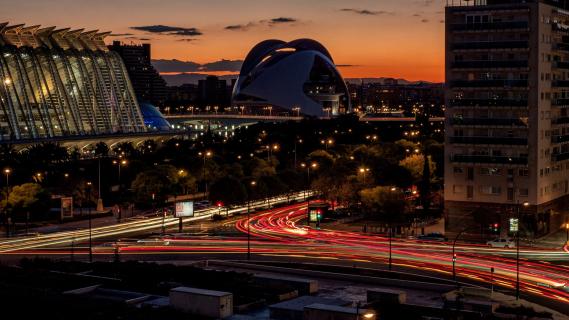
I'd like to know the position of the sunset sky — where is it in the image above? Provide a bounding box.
[1,0,445,82]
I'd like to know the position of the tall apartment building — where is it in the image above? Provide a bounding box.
[445,0,569,237]
[109,41,167,107]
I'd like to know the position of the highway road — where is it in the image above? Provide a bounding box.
[0,192,311,254]
[2,199,568,308]
[89,202,569,306]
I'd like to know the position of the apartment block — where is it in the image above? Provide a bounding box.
[445,0,569,237]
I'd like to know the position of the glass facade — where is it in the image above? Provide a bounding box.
[0,24,146,141]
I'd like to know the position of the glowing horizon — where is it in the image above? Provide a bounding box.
[1,0,445,82]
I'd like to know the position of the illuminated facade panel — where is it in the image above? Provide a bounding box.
[0,23,146,141]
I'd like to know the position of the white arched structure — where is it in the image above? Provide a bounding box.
[232,39,351,117]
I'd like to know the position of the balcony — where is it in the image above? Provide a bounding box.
[553,43,569,52]
[552,99,569,108]
[451,118,526,127]
[554,61,569,69]
[451,60,528,69]
[552,153,569,161]
[451,155,528,165]
[551,135,569,143]
[452,41,528,50]
[449,80,528,88]
[552,80,569,87]
[552,117,569,125]
[450,21,529,31]
[449,99,527,108]
[449,136,528,145]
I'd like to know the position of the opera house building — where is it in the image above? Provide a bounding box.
[232,39,351,117]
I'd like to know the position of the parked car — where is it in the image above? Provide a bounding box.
[486,238,516,248]
[417,232,448,242]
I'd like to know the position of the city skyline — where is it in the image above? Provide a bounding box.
[0,0,445,82]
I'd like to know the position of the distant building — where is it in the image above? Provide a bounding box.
[109,41,168,107]
[347,81,444,116]
[198,75,231,107]
[232,39,351,117]
[445,0,569,237]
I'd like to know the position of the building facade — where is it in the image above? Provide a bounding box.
[109,41,168,107]
[0,23,147,142]
[445,0,569,237]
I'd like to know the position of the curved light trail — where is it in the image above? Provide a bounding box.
[2,199,569,306]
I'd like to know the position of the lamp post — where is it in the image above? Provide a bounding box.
[199,151,212,197]
[300,162,317,223]
[359,167,370,184]
[388,187,398,271]
[388,224,393,271]
[266,144,279,162]
[4,168,10,188]
[294,138,303,169]
[516,201,530,300]
[565,222,569,243]
[300,162,317,198]
[247,180,256,260]
[3,168,11,237]
[87,181,93,263]
[113,159,127,191]
[321,139,334,150]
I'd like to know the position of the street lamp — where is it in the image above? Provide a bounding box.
[113,159,127,191]
[3,168,11,237]
[359,167,370,183]
[294,138,303,169]
[516,201,530,300]
[87,181,93,263]
[4,168,11,188]
[321,139,334,150]
[199,151,212,197]
[565,222,569,243]
[247,180,257,260]
[300,162,317,200]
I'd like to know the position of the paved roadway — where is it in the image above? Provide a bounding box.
[94,203,569,306]
[1,199,568,310]
[0,192,311,254]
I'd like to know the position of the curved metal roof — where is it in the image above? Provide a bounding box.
[240,38,334,77]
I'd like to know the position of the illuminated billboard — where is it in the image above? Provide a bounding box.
[175,201,194,217]
[61,197,73,219]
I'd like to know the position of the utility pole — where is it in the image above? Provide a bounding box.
[87,182,93,263]
[388,224,392,271]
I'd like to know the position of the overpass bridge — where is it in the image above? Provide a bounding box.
[165,113,445,123]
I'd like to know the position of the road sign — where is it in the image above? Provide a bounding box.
[509,218,519,232]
